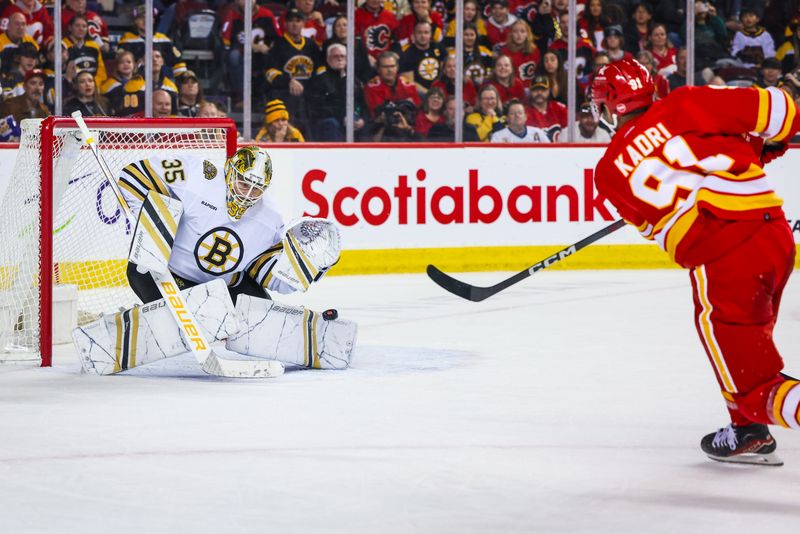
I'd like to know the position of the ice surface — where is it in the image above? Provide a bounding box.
[0,270,798,534]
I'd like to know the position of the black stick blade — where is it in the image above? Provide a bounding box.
[426,265,492,302]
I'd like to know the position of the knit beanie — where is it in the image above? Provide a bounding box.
[265,99,289,124]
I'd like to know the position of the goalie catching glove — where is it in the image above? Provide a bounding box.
[272,218,341,292]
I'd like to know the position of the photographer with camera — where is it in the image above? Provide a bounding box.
[364,51,421,142]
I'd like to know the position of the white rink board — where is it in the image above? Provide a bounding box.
[0,145,798,252]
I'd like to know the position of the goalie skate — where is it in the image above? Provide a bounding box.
[700,423,783,466]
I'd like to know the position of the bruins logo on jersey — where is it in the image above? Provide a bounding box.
[418,57,441,81]
[195,227,243,275]
[284,55,315,80]
[203,160,217,180]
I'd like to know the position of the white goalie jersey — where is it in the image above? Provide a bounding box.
[117,154,295,294]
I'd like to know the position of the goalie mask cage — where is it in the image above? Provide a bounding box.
[0,117,237,367]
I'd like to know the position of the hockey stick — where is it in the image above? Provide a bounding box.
[71,112,282,378]
[427,219,627,302]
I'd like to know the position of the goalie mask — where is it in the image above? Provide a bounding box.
[224,146,273,221]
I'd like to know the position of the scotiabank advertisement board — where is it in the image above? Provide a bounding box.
[0,144,797,274]
[264,145,800,274]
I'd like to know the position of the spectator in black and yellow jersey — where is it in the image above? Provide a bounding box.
[119,48,177,116]
[265,8,320,132]
[399,20,444,96]
[1,42,39,99]
[63,14,106,87]
[254,99,305,142]
[118,5,186,78]
[0,12,38,75]
[100,49,136,115]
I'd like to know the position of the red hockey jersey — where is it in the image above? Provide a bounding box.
[354,6,398,59]
[595,85,800,266]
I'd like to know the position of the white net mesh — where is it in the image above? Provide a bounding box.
[0,119,229,363]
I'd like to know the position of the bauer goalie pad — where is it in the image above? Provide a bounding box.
[272,218,341,292]
[128,191,183,276]
[72,279,238,375]
[226,296,356,369]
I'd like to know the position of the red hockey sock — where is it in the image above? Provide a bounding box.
[733,377,800,427]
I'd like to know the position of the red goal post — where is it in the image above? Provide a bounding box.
[0,116,238,367]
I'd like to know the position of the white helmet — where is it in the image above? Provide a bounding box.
[224,146,273,221]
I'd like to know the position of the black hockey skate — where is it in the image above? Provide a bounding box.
[701,423,783,466]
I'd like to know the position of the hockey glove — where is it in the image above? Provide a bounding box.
[272,218,342,292]
[761,141,789,166]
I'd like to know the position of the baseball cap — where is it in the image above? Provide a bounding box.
[605,25,624,37]
[491,0,509,6]
[24,69,46,83]
[531,75,550,90]
[15,42,39,58]
[133,4,158,19]
[579,102,593,115]
[179,70,199,82]
[285,8,306,21]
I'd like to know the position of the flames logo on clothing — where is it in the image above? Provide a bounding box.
[519,61,537,81]
[365,25,391,52]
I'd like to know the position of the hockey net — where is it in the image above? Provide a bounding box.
[0,117,237,366]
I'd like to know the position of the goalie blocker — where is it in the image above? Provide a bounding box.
[73,280,356,375]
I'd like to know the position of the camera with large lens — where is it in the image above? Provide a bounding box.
[381,101,400,126]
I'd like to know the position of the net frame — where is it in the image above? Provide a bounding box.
[25,116,237,367]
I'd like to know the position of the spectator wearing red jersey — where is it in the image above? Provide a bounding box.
[524,74,567,141]
[465,84,504,141]
[497,19,540,82]
[549,11,596,77]
[444,0,487,48]
[484,54,526,105]
[431,53,478,111]
[284,0,326,46]
[363,50,420,118]
[647,23,677,76]
[636,50,670,100]
[623,1,653,54]
[414,85,445,138]
[395,0,443,47]
[0,0,53,47]
[486,0,518,47]
[580,0,611,51]
[61,0,109,54]
[537,49,568,104]
[222,0,279,109]
[399,19,445,94]
[603,25,634,62]
[355,0,399,60]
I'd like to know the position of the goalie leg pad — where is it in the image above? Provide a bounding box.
[128,190,183,276]
[73,279,238,375]
[226,295,356,370]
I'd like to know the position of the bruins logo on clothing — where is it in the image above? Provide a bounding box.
[195,227,243,275]
[203,160,217,180]
[418,57,441,81]
[283,55,315,80]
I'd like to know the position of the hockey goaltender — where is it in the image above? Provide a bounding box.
[73,145,356,376]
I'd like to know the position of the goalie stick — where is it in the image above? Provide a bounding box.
[71,112,282,378]
[427,219,627,302]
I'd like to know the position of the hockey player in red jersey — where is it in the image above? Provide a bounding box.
[591,57,799,466]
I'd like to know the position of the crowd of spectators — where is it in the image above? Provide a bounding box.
[0,0,797,142]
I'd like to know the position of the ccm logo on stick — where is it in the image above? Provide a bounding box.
[160,281,208,351]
